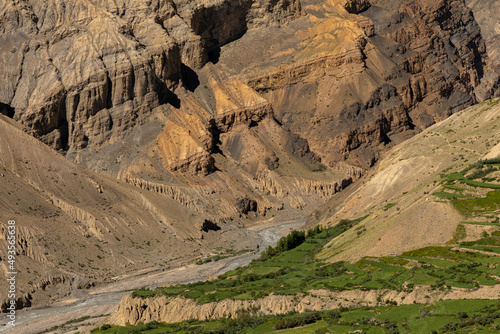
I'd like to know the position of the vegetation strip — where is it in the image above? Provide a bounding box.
[99,160,500,332]
[92,300,500,333]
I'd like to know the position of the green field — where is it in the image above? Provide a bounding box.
[92,299,500,333]
[97,218,500,333]
[435,159,500,217]
[96,160,500,333]
[131,223,500,303]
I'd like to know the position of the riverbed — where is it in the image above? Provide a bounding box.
[0,219,304,334]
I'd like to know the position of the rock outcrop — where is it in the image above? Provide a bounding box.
[236,197,258,214]
[157,99,216,175]
[340,0,371,14]
[110,285,500,325]
[237,0,500,167]
[199,219,221,233]
[1,293,32,313]
[466,0,500,65]
[0,0,302,151]
[123,174,214,212]
[250,169,355,201]
[155,77,277,175]
[212,78,274,132]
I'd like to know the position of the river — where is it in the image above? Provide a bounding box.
[0,219,304,333]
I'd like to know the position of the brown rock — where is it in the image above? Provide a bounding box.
[211,78,274,132]
[0,0,302,151]
[109,285,500,325]
[340,0,371,14]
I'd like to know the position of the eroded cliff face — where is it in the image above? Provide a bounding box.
[0,114,262,310]
[110,285,500,325]
[0,0,301,152]
[157,98,216,175]
[60,0,499,227]
[234,0,500,167]
[3,0,497,169]
[466,0,500,65]
[2,0,498,180]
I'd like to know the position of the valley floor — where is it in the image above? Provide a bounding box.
[0,220,305,334]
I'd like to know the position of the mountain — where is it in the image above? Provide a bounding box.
[107,97,500,328]
[0,113,260,309]
[308,97,500,262]
[1,0,500,316]
[0,0,498,167]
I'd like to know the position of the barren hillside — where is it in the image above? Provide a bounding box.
[309,98,500,262]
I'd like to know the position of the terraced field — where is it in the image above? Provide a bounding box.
[436,158,500,218]
[128,202,500,303]
[91,299,500,333]
[91,184,500,333]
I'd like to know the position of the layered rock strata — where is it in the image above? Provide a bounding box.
[237,0,500,167]
[0,0,301,151]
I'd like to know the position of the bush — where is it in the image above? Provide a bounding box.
[261,230,306,259]
[273,312,322,330]
[307,225,322,237]
[466,166,496,180]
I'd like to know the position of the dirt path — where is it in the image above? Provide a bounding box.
[0,220,304,334]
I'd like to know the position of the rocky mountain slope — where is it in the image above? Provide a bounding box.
[2,0,499,168]
[467,0,500,65]
[215,0,500,167]
[0,0,496,229]
[0,114,261,310]
[308,97,500,262]
[1,0,500,315]
[0,0,301,151]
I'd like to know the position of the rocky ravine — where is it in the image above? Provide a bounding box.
[27,0,500,224]
[109,99,500,329]
[0,113,263,311]
[0,0,301,151]
[242,0,500,167]
[1,0,498,215]
[0,0,354,312]
[0,0,360,225]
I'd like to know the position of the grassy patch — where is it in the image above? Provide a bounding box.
[448,224,467,244]
[462,221,500,226]
[433,191,473,199]
[452,191,500,216]
[91,300,500,333]
[383,203,397,211]
[130,220,500,305]
[435,158,500,217]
